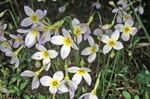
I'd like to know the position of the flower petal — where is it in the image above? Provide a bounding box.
[25,32,36,46]
[131,27,137,35]
[115,24,124,32]
[103,45,112,54]
[79,93,90,99]
[32,76,39,90]
[40,76,52,86]
[60,45,70,59]
[72,73,82,85]
[48,50,58,59]
[121,33,130,41]
[62,28,71,38]
[17,29,30,33]
[125,19,134,26]
[83,73,91,86]
[49,87,57,94]
[113,41,123,50]
[36,44,47,51]
[81,47,91,56]
[53,71,64,81]
[68,67,79,73]
[31,52,43,60]
[43,58,50,65]
[93,28,103,36]
[77,35,82,44]
[89,93,98,99]
[71,41,78,50]
[45,63,51,71]
[24,6,34,16]
[35,9,43,19]
[82,67,91,72]
[72,18,80,28]
[21,17,32,27]
[51,35,64,45]
[87,53,96,63]
[20,70,34,77]
[101,35,110,43]
[88,36,95,46]
[111,30,120,41]
[58,84,68,93]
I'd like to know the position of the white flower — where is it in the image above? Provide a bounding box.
[134,5,144,15]
[20,70,41,90]
[40,71,68,94]
[93,28,103,37]
[92,1,101,9]
[0,23,7,37]
[79,92,98,99]
[81,36,98,63]
[0,40,12,53]
[51,28,78,59]
[115,19,137,41]
[117,0,128,9]
[5,50,19,68]
[72,18,87,44]
[9,34,23,48]
[101,30,123,54]
[21,6,47,27]
[62,78,77,99]
[68,67,91,86]
[116,12,133,23]
[31,44,58,71]
[17,27,40,48]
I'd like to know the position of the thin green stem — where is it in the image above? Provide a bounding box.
[52,94,55,99]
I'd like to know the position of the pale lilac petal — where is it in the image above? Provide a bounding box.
[45,63,51,71]
[58,84,68,93]
[40,76,52,86]
[68,67,79,73]
[72,73,82,85]
[51,36,64,45]
[31,52,43,60]
[25,32,37,46]
[81,47,91,55]
[131,27,137,35]
[48,50,58,59]
[83,73,91,86]
[35,9,44,19]
[111,30,120,41]
[101,35,110,43]
[88,36,95,46]
[49,87,57,94]
[71,41,78,50]
[60,45,70,59]
[36,44,47,51]
[113,41,123,50]
[79,93,90,99]
[72,18,80,28]
[87,53,96,63]
[103,45,112,54]
[121,33,130,41]
[20,70,34,77]
[17,29,30,33]
[89,93,98,99]
[93,28,103,36]
[53,71,64,81]
[21,17,32,27]
[43,58,50,65]
[62,28,71,38]
[125,19,134,26]
[32,76,39,90]
[77,35,82,44]
[115,24,124,32]
[82,67,91,72]
[24,6,34,16]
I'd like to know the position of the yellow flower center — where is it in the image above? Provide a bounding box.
[50,79,60,88]
[123,26,131,34]
[31,30,38,36]
[30,14,38,22]
[74,27,81,36]
[63,37,72,46]
[16,37,22,43]
[123,15,129,20]
[42,51,49,59]
[2,42,10,47]
[108,39,116,47]
[90,46,96,54]
[77,69,86,76]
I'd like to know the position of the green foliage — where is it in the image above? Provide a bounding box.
[122,91,131,99]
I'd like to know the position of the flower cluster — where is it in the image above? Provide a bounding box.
[0,0,142,98]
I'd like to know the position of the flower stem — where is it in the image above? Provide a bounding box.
[52,94,55,99]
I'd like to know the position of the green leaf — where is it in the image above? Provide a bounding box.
[36,94,45,99]
[134,95,140,99]
[122,91,131,99]
[23,95,30,99]
[9,76,19,84]
[19,80,29,90]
